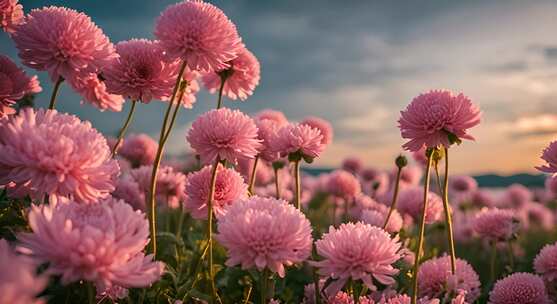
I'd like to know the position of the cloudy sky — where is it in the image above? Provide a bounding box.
[2,0,557,174]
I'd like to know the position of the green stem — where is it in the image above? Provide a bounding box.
[273,166,281,199]
[147,61,187,257]
[183,242,210,302]
[294,160,301,209]
[411,152,434,304]
[434,165,444,196]
[216,74,227,109]
[111,100,137,157]
[441,147,457,274]
[175,205,186,238]
[383,166,402,229]
[243,284,253,304]
[490,241,497,286]
[312,244,321,304]
[260,269,269,304]
[507,240,515,270]
[248,155,259,196]
[207,158,221,303]
[48,77,64,110]
[161,81,188,145]
[86,283,95,304]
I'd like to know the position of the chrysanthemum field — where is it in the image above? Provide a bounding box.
[1,1,557,304]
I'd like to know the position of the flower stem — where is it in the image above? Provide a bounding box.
[182,242,210,302]
[293,160,301,209]
[86,283,94,304]
[243,284,253,304]
[507,240,515,270]
[260,269,269,304]
[312,244,321,304]
[441,147,457,274]
[273,165,281,199]
[216,73,227,109]
[383,166,402,230]
[161,81,188,145]
[207,158,221,303]
[248,155,260,196]
[111,100,137,157]
[490,241,497,286]
[147,60,187,257]
[48,77,64,110]
[411,152,434,304]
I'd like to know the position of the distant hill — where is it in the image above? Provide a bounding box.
[303,168,547,188]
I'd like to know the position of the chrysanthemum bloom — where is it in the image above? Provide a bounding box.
[341,157,363,175]
[154,0,243,73]
[237,156,273,186]
[271,123,324,162]
[112,176,145,211]
[0,55,42,117]
[256,109,289,126]
[418,256,481,302]
[469,190,495,208]
[398,90,481,151]
[376,294,442,304]
[256,118,282,162]
[518,202,554,231]
[312,222,402,295]
[301,116,334,146]
[12,6,116,81]
[103,39,179,103]
[534,242,557,282]
[412,147,429,167]
[397,187,443,224]
[184,164,247,219]
[394,165,423,188]
[349,194,379,218]
[0,108,120,203]
[449,175,478,195]
[18,198,165,292]
[500,184,532,208]
[361,208,403,234]
[119,134,158,167]
[360,168,390,197]
[202,46,260,100]
[186,108,262,165]
[69,72,125,112]
[216,196,312,277]
[0,0,23,33]
[326,170,362,200]
[488,273,550,304]
[0,239,47,304]
[536,141,557,175]
[130,165,186,209]
[472,208,518,242]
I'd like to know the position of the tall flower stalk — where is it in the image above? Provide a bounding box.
[383,155,406,229]
[48,77,64,110]
[272,162,283,199]
[411,149,434,304]
[293,159,302,209]
[440,147,457,274]
[111,100,137,156]
[206,159,221,303]
[247,156,259,195]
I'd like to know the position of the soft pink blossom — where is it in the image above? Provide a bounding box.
[488,273,550,304]
[0,108,119,203]
[418,256,481,302]
[216,196,313,277]
[534,241,557,282]
[272,123,324,162]
[202,46,260,100]
[393,165,423,188]
[186,108,262,165]
[130,165,186,209]
[237,156,273,186]
[119,134,158,167]
[301,116,334,146]
[0,239,47,304]
[184,164,247,219]
[397,187,443,224]
[398,90,481,151]
[360,207,403,234]
[18,198,165,292]
[312,222,401,296]
[449,175,478,195]
[536,141,557,175]
[341,157,363,175]
[472,208,518,242]
[154,0,243,73]
[326,170,362,200]
[0,54,41,117]
[0,0,23,33]
[112,176,145,211]
[256,109,288,126]
[13,6,116,81]
[256,117,282,162]
[518,202,554,231]
[500,184,532,208]
[69,72,124,112]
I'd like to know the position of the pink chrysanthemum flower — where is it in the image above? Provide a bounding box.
[216,196,313,277]
[0,108,119,203]
[0,54,41,117]
[301,116,334,146]
[488,273,550,304]
[69,72,124,112]
[361,208,403,234]
[0,0,23,33]
[256,118,282,162]
[534,242,557,282]
[472,208,518,242]
[360,168,390,197]
[104,39,179,103]
[536,141,557,175]
[326,170,362,200]
[398,90,481,152]
[449,175,478,195]
[418,256,481,302]
[501,184,532,208]
[312,222,402,295]
[518,202,554,231]
[119,134,158,167]
[469,190,495,208]
[411,147,429,167]
[256,109,289,126]
[0,239,47,304]
[187,108,261,164]
[237,156,273,186]
[130,165,186,209]
[12,6,116,81]
[341,157,363,175]
[112,176,145,211]
[272,123,324,162]
[349,194,379,218]
[154,0,243,73]
[394,165,423,188]
[202,46,260,100]
[377,294,441,304]
[397,187,443,224]
[18,198,165,292]
[184,164,247,219]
